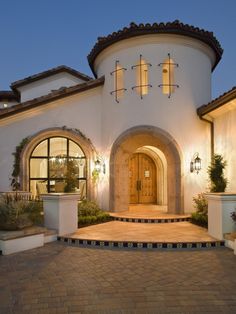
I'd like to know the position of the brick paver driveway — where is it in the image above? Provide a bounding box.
[0,243,236,313]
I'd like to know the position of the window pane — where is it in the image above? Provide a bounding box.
[30,180,48,196]
[136,58,148,96]
[49,157,67,178]
[116,64,124,100]
[69,140,84,157]
[50,137,67,157]
[30,159,47,178]
[79,180,86,199]
[68,158,86,178]
[32,140,48,156]
[54,180,66,193]
[162,58,175,95]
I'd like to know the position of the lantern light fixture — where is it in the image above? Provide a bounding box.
[94,157,106,174]
[190,153,201,174]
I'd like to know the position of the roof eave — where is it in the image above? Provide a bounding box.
[0,77,104,120]
[11,66,93,91]
[197,87,236,117]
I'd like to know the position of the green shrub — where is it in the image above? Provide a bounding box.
[78,199,102,216]
[191,193,208,228]
[191,212,208,228]
[193,193,208,214]
[78,199,111,226]
[207,154,227,192]
[0,193,43,231]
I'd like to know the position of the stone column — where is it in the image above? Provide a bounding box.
[205,193,236,240]
[41,193,80,236]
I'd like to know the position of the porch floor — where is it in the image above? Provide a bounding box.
[63,221,216,243]
[110,204,190,219]
[59,205,223,249]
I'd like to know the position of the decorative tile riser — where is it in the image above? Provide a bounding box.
[113,217,191,223]
[57,237,225,250]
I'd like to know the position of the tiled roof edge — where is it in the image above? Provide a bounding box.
[88,21,223,77]
[0,76,104,120]
[197,86,236,116]
[11,65,93,90]
[0,90,20,101]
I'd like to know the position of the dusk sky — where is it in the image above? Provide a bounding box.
[0,0,235,99]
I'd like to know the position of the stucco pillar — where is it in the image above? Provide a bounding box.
[42,193,80,236]
[205,193,236,240]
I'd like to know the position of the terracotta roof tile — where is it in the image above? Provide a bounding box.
[88,21,223,76]
[197,86,236,116]
[11,65,93,90]
[0,76,104,120]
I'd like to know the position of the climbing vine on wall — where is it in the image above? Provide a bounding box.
[10,126,97,191]
[11,137,30,190]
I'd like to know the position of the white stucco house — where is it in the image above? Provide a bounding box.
[0,21,235,214]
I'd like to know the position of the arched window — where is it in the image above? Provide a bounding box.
[29,137,86,197]
[110,61,127,103]
[159,53,179,98]
[131,55,152,99]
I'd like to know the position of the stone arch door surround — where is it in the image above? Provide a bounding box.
[110,125,183,214]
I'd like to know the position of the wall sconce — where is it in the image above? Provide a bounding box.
[94,157,106,174]
[190,153,201,174]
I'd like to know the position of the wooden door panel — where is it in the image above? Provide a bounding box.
[139,154,157,203]
[129,153,157,204]
[129,154,139,203]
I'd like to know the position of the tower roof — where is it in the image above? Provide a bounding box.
[88,21,223,77]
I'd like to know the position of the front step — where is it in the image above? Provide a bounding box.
[57,236,225,250]
[112,216,191,223]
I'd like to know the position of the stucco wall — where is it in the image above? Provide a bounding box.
[214,109,236,192]
[0,33,217,213]
[0,87,102,193]
[0,100,18,109]
[94,34,214,212]
[18,72,86,102]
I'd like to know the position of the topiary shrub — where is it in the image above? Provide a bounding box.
[191,193,208,228]
[207,154,227,192]
[78,199,112,227]
[0,193,43,231]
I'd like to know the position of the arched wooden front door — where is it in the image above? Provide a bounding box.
[129,153,157,204]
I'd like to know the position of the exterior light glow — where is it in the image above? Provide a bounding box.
[94,157,106,174]
[95,159,101,172]
[3,103,8,108]
[190,153,202,174]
